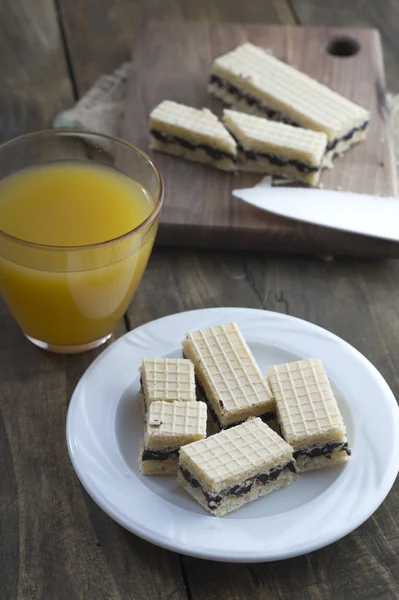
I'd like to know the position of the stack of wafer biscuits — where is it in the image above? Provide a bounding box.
[209,42,369,161]
[137,326,351,516]
[149,41,369,184]
[139,358,207,475]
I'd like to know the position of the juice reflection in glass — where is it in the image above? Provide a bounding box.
[0,131,163,353]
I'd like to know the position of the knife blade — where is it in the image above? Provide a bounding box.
[232,186,399,243]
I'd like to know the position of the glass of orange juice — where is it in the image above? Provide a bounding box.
[0,130,163,353]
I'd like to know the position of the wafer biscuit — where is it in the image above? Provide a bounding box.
[267,358,351,472]
[139,400,207,475]
[223,109,327,185]
[149,100,237,171]
[140,358,196,407]
[209,43,369,159]
[178,417,297,516]
[182,322,275,429]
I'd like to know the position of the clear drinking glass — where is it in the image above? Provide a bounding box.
[0,130,163,354]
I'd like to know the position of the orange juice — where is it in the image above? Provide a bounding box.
[0,162,158,347]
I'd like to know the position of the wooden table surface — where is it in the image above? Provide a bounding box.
[1,1,398,599]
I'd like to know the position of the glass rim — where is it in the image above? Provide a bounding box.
[0,129,164,251]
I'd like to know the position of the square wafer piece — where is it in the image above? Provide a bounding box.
[149,100,237,171]
[223,109,327,185]
[140,358,196,408]
[178,417,297,516]
[182,322,275,429]
[267,358,351,472]
[209,43,370,160]
[139,400,207,475]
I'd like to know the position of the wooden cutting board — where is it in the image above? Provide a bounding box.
[124,22,399,257]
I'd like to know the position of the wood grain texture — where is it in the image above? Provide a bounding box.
[0,0,72,142]
[0,3,74,596]
[57,0,285,95]
[290,0,399,93]
[123,21,398,257]
[0,307,184,600]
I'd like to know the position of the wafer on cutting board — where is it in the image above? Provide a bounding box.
[223,109,328,184]
[209,42,370,160]
[149,100,237,171]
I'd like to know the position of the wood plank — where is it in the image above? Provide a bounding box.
[123,21,398,257]
[129,251,399,600]
[0,2,74,598]
[57,0,285,95]
[290,0,399,93]
[0,0,72,142]
[0,2,185,599]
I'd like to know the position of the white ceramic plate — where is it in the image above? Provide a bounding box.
[66,308,399,562]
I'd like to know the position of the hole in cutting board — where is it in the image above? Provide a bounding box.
[327,37,360,57]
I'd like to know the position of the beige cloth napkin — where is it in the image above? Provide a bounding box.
[53,63,131,137]
[53,62,399,171]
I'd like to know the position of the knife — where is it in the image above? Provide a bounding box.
[232,186,399,243]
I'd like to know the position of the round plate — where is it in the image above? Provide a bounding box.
[66,308,399,562]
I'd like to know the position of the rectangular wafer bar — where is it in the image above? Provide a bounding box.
[149,100,237,171]
[139,400,207,475]
[209,43,370,160]
[182,322,275,429]
[223,109,327,185]
[140,358,196,409]
[178,417,297,516]
[267,358,351,472]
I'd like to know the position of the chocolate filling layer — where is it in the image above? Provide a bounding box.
[210,74,299,126]
[140,375,144,395]
[142,447,179,461]
[293,441,351,460]
[210,74,369,154]
[235,142,319,174]
[150,129,236,163]
[326,121,368,152]
[180,461,296,510]
[195,376,275,429]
